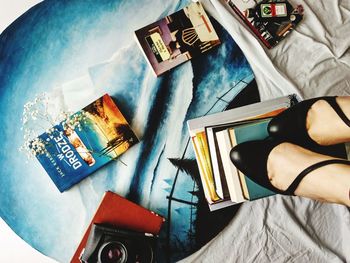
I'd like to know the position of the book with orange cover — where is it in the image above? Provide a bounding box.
[34,94,138,192]
[71,191,165,263]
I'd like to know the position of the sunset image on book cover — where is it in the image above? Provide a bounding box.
[35,94,138,192]
[135,2,221,76]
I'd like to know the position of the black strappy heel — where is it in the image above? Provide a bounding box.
[268,96,350,147]
[230,139,350,195]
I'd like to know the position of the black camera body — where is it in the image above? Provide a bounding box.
[80,224,156,263]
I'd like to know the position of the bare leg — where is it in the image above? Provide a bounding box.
[307,96,350,145]
[267,142,350,206]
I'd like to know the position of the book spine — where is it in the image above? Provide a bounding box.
[191,137,220,204]
[216,130,245,203]
[196,132,221,202]
[206,129,224,199]
[225,0,272,49]
[228,129,250,200]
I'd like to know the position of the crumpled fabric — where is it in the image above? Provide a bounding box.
[180,1,350,262]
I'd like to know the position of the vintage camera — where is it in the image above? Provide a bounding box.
[80,224,156,263]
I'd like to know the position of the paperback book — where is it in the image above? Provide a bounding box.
[228,118,275,200]
[224,0,304,48]
[134,2,221,76]
[34,94,138,192]
[71,191,165,263]
[187,95,299,211]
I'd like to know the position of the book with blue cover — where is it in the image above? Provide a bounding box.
[187,95,299,210]
[229,119,275,200]
[33,94,138,192]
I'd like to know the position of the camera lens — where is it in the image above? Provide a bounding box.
[98,241,128,263]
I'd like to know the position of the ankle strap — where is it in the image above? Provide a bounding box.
[328,96,350,128]
[285,159,350,195]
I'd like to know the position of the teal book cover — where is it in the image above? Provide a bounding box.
[231,119,275,200]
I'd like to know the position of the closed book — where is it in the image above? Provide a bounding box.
[206,126,229,199]
[34,94,138,192]
[71,191,165,263]
[187,95,300,210]
[134,2,221,76]
[229,119,275,200]
[192,133,220,203]
[216,129,245,203]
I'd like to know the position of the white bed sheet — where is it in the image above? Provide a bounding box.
[180,1,350,262]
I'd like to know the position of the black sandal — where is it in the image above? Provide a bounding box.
[268,96,350,147]
[230,139,350,195]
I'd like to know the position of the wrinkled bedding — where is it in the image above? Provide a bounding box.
[180,1,350,262]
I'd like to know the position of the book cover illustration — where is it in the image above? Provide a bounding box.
[35,94,138,192]
[226,0,304,48]
[135,2,221,76]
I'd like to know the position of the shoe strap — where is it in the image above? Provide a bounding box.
[285,159,350,195]
[327,96,350,128]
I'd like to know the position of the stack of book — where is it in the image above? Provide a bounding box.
[187,95,299,211]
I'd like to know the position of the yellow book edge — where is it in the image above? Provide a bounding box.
[196,132,220,202]
[192,136,220,203]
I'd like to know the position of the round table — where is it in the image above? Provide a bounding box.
[0,0,258,261]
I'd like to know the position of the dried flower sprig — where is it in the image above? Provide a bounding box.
[19,93,127,166]
[19,93,79,158]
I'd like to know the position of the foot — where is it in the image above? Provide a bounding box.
[307,96,350,145]
[267,142,350,206]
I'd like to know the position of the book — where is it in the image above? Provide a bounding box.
[205,116,280,200]
[224,0,304,48]
[229,118,275,200]
[216,129,245,203]
[207,118,271,200]
[187,95,299,210]
[134,2,221,76]
[195,131,221,203]
[34,94,139,192]
[71,191,165,263]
